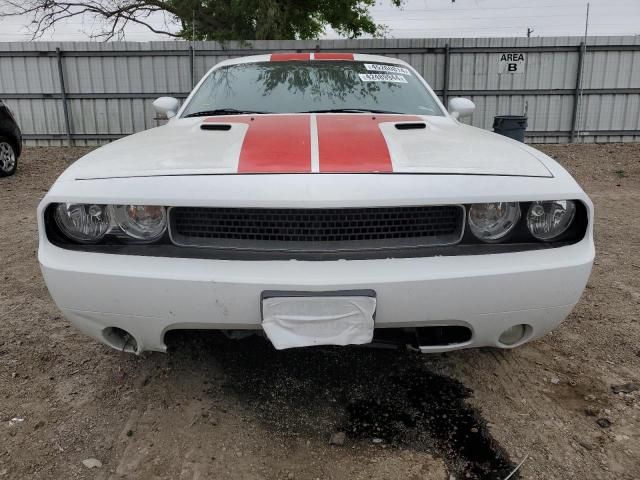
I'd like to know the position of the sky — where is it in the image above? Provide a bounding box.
[0,0,638,42]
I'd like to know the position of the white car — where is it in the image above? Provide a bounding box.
[38,53,594,354]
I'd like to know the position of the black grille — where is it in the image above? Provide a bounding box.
[169,206,464,253]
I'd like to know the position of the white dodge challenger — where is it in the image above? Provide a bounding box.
[38,52,594,354]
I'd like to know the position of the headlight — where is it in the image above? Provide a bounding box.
[54,203,110,243]
[526,200,576,241]
[467,202,520,242]
[113,205,167,241]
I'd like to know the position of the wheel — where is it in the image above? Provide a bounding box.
[0,137,18,177]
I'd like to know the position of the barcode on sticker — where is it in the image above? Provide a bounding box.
[358,73,408,83]
[364,64,411,75]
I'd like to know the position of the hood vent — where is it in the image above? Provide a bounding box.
[201,123,232,131]
[395,122,426,130]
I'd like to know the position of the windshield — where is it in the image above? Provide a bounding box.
[181,61,444,117]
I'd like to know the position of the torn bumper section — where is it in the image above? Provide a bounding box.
[39,237,594,354]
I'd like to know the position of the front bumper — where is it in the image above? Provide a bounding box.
[39,236,594,354]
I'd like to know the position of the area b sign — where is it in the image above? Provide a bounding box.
[498,53,526,74]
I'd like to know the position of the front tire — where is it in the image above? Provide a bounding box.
[0,137,18,177]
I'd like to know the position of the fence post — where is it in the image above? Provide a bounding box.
[570,42,586,143]
[56,47,73,146]
[189,45,195,88]
[442,43,450,108]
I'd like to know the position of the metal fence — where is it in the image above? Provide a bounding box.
[1,36,640,145]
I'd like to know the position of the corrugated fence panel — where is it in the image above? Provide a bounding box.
[1,36,639,145]
[448,37,583,137]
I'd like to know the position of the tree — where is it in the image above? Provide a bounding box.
[0,0,403,41]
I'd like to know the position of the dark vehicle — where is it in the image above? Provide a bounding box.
[0,99,22,177]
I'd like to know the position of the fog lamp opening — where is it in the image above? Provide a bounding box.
[498,324,529,346]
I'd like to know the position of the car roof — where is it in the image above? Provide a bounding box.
[213,53,411,69]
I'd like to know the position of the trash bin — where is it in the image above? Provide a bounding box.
[493,115,528,143]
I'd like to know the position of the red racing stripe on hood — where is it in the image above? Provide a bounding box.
[203,115,311,173]
[317,115,421,173]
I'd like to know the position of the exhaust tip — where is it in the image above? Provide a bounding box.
[102,327,138,353]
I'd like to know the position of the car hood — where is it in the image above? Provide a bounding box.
[64,114,552,180]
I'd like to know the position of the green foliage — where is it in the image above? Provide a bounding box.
[173,0,403,41]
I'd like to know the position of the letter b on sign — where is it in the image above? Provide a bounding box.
[499,53,526,74]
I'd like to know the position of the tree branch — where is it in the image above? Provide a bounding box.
[0,0,405,42]
[0,0,180,40]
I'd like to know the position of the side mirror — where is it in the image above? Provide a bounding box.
[153,97,180,119]
[448,97,475,119]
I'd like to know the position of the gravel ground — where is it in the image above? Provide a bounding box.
[1,143,639,479]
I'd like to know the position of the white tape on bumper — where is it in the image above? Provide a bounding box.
[262,296,376,350]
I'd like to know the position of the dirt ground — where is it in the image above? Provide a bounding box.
[1,143,639,479]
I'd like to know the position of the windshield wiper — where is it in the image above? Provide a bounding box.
[183,108,272,118]
[185,108,406,117]
[297,108,404,114]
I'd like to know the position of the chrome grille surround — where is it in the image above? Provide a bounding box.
[168,205,465,254]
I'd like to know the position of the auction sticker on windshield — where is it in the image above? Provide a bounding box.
[358,73,408,83]
[364,64,411,75]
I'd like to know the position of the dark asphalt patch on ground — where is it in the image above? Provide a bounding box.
[165,331,518,480]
